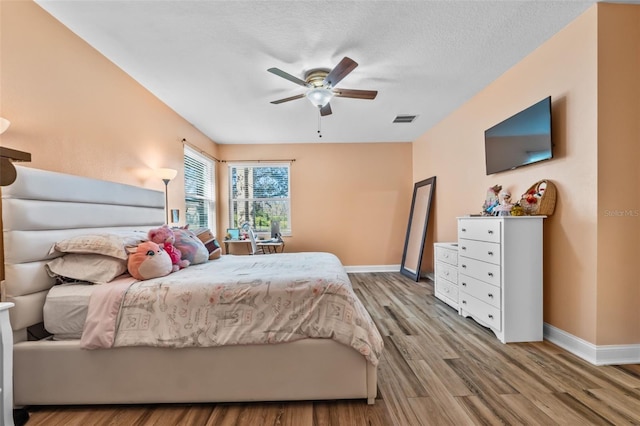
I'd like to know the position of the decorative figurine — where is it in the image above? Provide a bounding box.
[482,185,502,215]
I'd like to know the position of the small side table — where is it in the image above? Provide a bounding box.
[0,302,14,426]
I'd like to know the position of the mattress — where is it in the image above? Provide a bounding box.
[43,283,95,340]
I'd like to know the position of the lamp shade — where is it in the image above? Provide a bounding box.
[306,88,333,107]
[0,118,10,135]
[157,168,178,181]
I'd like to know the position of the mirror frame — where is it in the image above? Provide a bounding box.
[400,176,436,281]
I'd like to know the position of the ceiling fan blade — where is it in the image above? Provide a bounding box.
[267,67,309,87]
[270,94,305,104]
[323,57,358,88]
[320,103,332,116]
[333,89,378,100]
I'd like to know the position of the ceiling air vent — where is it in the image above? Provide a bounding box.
[393,115,418,123]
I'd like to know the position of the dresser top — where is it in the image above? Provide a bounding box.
[457,215,546,220]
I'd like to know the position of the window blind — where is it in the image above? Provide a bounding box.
[184,146,216,233]
[228,163,291,235]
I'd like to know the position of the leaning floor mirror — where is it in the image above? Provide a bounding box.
[400,176,436,281]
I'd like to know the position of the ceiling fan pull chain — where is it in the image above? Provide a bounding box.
[317,107,322,138]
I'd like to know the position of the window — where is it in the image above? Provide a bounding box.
[228,163,291,235]
[184,146,216,233]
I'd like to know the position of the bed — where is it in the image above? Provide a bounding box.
[1,165,381,406]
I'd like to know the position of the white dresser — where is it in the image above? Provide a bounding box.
[434,243,459,310]
[457,216,544,343]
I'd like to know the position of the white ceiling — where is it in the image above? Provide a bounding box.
[34,0,607,145]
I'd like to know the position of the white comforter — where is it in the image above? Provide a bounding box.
[81,252,383,365]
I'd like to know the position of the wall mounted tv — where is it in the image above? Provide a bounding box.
[484,96,552,175]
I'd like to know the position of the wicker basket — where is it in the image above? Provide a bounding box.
[519,180,557,216]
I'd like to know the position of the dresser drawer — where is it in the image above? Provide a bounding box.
[436,278,458,305]
[459,274,500,309]
[459,294,501,331]
[458,219,501,243]
[458,239,500,266]
[435,246,458,266]
[436,261,458,284]
[459,256,501,287]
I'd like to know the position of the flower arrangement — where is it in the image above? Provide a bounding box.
[510,202,525,216]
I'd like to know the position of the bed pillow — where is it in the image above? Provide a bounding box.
[195,228,222,260]
[173,227,209,265]
[49,231,148,260]
[45,253,128,283]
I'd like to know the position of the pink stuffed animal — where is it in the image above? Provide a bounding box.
[148,225,190,272]
[127,241,173,281]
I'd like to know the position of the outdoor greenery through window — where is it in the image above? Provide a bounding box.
[184,146,216,234]
[228,163,291,235]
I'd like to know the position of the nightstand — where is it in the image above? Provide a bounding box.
[0,302,14,426]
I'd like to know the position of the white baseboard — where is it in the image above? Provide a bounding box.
[344,264,400,273]
[423,272,435,281]
[544,323,640,365]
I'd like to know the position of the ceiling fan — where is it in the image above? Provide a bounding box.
[268,57,378,117]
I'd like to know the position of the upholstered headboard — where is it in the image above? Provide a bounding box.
[1,165,164,341]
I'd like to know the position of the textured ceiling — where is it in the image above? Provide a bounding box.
[34,0,604,144]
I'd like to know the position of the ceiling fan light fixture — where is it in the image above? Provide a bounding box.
[306,87,333,107]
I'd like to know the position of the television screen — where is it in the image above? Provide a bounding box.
[484,96,552,175]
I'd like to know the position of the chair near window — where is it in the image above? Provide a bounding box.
[247,228,264,255]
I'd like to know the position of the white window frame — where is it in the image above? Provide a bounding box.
[184,145,216,234]
[228,162,291,236]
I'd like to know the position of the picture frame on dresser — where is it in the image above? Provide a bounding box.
[401,176,436,281]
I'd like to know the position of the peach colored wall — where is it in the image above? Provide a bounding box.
[595,4,640,345]
[414,4,640,346]
[217,143,413,267]
[0,1,218,280]
[413,6,602,343]
[0,0,218,214]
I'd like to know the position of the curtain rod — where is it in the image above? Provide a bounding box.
[220,159,296,163]
[181,138,221,162]
[181,139,295,164]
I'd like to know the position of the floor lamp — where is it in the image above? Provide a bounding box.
[157,168,177,224]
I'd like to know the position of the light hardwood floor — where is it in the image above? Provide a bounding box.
[24,272,640,425]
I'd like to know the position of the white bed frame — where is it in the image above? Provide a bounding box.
[1,165,377,406]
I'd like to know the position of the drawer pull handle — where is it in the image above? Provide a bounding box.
[487,251,493,256]
[443,253,449,258]
[461,265,467,269]
[461,246,467,251]
[444,271,449,276]
[461,228,467,232]
[462,300,467,304]
[462,282,467,287]
[488,293,494,298]
[488,230,494,234]
[488,314,494,319]
[488,272,493,277]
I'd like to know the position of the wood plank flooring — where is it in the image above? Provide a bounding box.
[24,273,640,425]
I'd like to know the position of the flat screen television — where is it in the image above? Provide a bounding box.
[484,96,552,175]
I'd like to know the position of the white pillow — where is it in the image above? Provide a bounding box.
[45,253,128,283]
[49,231,148,260]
